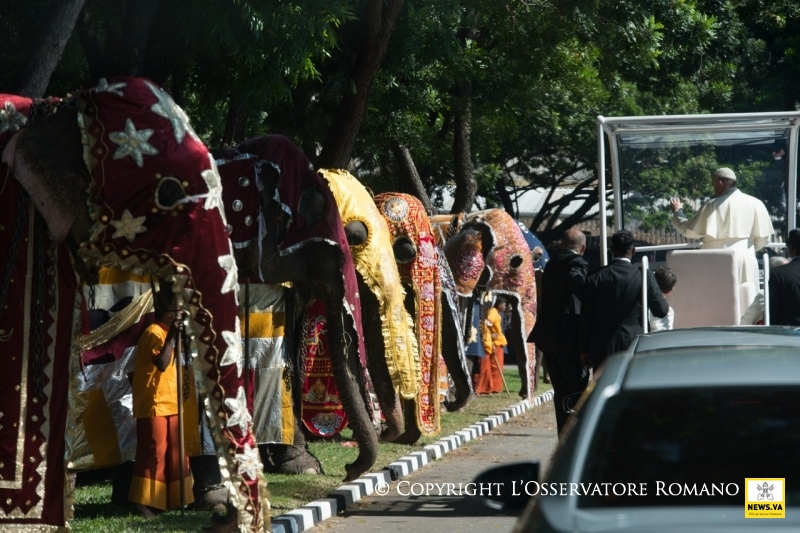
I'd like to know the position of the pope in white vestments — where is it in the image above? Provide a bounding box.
[669,167,774,287]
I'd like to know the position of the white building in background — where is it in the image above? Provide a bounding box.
[431,185,601,221]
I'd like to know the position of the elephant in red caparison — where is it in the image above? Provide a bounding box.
[0,78,266,531]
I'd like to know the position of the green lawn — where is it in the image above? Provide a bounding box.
[71,368,550,532]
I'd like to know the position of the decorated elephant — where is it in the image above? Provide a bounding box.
[515,220,549,384]
[0,78,266,531]
[434,209,539,400]
[516,220,550,272]
[216,135,379,481]
[372,192,457,443]
[319,168,420,443]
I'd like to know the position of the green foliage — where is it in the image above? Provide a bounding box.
[2,0,800,233]
[620,145,718,231]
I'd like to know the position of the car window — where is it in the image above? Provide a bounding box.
[578,387,800,508]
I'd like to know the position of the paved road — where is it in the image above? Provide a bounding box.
[304,398,558,533]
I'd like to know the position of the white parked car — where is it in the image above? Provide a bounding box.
[474,326,800,532]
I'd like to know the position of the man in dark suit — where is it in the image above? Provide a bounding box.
[530,227,589,435]
[769,228,800,325]
[579,230,669,370]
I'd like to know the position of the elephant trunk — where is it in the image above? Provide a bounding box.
[359,281,404,442]
[440,300,473,411]
[324,287,379,481]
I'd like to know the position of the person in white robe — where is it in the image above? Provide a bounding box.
[668,167,774,287]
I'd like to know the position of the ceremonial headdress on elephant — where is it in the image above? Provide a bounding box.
[320,168,420,401]
[374,192,444,436]
[230,137,366,341]
[216,152,295,446]
[218,155,265,248]
[431,213,485,297]
[76,77,264,529]
[444,228,485,297]
[515,220,550,271]
[225,135,372,438]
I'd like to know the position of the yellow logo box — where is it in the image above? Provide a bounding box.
[745,478,785,519]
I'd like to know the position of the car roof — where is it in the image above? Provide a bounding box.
[602,327,800,390]
[622,347,800,389]
[629,325,800,352]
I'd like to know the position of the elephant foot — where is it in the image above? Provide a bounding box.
[111,461,135,506]
[260,444,323,475]
[202,502,239,533]
[191,484,229,511]
[190,454,224,509]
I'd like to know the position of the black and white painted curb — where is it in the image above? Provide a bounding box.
[271,389,554,533]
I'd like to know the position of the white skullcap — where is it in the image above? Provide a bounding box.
[713,167,737,181]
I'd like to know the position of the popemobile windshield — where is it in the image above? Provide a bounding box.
[596,112,800,328]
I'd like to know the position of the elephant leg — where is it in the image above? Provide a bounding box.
[190,455,228,510]
[359,283,404,441]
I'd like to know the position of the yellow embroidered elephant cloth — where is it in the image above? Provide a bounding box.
[321,169,419,401]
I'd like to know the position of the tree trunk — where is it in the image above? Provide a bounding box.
[317,0,405,169]
[495,179,516,217]
[222,96,248,148]
[76,0,160,81]
[76,5,106,84]
[390,142,434,214]
[118,0,161,76]
[15,0,88,97]
[450,80,477,214]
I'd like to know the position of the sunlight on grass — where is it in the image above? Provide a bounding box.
[72,368,551,531]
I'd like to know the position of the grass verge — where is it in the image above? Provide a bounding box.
[71,368,550,532]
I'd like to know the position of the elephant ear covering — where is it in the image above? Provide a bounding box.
[320,168,420,401]
[444,229,485,297]
[374,192,445,436]
[0,94,77,528]
[75,77,266,531]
